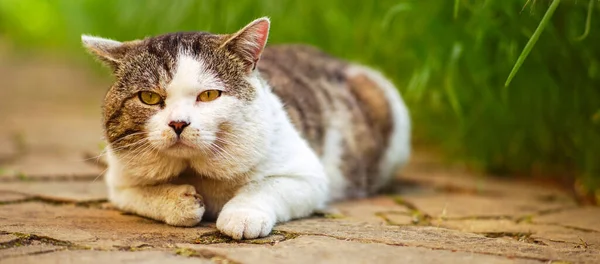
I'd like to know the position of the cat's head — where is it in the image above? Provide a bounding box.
[82,18,271,164]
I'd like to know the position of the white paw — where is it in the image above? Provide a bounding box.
[216,208,275,240]
[164,185,205,227]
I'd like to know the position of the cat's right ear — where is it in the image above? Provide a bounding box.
[81,35,130,70]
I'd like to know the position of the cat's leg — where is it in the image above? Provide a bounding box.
[108,183,205,227]
[105,150,205,227]
[216,172,328,239]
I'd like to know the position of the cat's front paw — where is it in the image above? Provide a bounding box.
[216,208,275,240]
[164,185,205,227]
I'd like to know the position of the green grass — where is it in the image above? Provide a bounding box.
[0,0,598,193]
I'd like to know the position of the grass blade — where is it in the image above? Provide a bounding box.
[504,0,561,87]
[575,0,594,41]
[453,0,460,19]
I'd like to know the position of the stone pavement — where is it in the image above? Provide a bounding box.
[1,49,599,264]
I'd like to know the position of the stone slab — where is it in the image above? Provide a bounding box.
[1,250,213,264]
[402,194,574,219]
[0,192,29,204]
[0,152,103,181]
[0,203,214,249]
[0,234,18,244]
[183,236,541,264]
[0,181,106,202]
[534,207,600,232]
[0,245,63,260]
[275,218,599,263]
[400,156,575,203]
[431,219,600,250]
[0,135,19,162]
[332,196,410,225]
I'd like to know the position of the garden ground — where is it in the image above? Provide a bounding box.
[0,46,598,264]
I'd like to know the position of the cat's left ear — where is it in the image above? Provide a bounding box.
[220,17,270,74]
[81,35,136,71]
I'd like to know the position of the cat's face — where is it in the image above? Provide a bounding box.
[83,18,270,161]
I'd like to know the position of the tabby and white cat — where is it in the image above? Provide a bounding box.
[82,17,410,239]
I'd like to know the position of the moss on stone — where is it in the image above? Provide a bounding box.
[193,232,233,244]
[174,247,198,257]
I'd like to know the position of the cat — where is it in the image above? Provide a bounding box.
[82,17,410,240]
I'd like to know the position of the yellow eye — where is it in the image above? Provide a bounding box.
[197,90,222,102]
[138,91,162,105]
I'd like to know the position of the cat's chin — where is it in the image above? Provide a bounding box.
[161,142,202,158]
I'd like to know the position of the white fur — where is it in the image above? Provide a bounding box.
[346,65,411,190]
[106,49,329,239]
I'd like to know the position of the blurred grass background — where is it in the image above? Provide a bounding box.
[0,0,598,197]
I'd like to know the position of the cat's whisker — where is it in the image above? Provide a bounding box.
[209,143,237,165]
[118,141,156,167]
[113,142,150,161]
[213,137,261,157]
[126,142,155,160]
[92,167,109,183]
[82,132,148,162]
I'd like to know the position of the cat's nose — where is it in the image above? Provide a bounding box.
[168,121,190,136]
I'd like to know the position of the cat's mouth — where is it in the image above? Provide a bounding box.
[169,140,195,149]
[161,139,201,158]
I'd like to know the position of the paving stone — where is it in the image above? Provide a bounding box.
[182,236,540,264]
[2,250,213,264]
[0,245,63,260]
[275,218,599,263]
[0,181,106,202]
[400,155,575,203]
[0,203,214,249]
[533,207,600,232]
[0,234,18,243]
[0,152,103,181]
[0,53,106,182]
[430,219,600,250]
[401,194,574,219]
[0,192,29,203]
[0,135,19,162]
[332,196,410,225]
[377,212,415,225]
[431,219,528,233]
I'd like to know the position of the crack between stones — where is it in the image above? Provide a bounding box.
[532,222,600,234]
[0,232,90,251]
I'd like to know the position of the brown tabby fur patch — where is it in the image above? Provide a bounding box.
[259,45,393,198]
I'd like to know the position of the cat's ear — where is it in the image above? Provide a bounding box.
[220,17,270,73]
[81,35,132,71]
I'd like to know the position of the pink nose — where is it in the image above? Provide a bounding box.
[168,121,189,136]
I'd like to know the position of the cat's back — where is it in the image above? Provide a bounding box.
[258,45,410,200]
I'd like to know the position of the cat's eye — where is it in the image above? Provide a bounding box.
[197,90,222,102]
[138,91,162,105]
